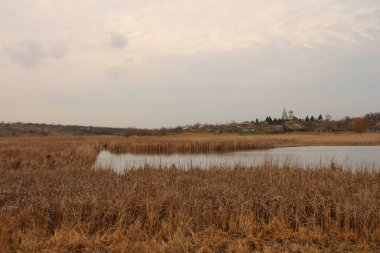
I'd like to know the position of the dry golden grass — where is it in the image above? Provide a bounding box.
[100,132,380,154]
[0,134,380,252]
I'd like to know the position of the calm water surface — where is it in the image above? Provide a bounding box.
[95,146,380,172]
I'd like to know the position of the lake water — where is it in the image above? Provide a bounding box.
[95,146,380,172]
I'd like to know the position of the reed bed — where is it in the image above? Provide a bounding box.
[0,135,380,252]
[99,133,380,154]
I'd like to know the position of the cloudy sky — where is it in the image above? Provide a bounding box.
[1,0,379,128]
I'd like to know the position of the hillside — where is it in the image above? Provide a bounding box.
[0,122,125,136]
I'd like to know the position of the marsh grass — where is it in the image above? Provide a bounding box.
[0,135,379,252]
[100,133,380,154]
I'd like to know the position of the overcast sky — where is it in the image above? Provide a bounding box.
[1,0,379,128]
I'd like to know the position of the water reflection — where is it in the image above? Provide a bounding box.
[95,146,380,172]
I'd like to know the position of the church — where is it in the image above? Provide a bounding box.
[282,108,294,120]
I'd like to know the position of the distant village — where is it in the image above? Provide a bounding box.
[181,109,380,134]
[1,109,380,137]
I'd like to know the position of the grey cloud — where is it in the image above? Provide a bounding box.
[49,41,68,59]
[3,40,67,68]
[3,40,46,68]
[110,33,128,48]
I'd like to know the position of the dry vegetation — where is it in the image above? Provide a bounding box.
[101,132,380,154]
[0,134,380,252]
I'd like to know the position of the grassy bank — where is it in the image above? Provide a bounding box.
[0,135,379,252]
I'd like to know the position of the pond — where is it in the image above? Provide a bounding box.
[95,146,380,172]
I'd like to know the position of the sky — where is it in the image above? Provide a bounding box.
[1,0,379,128]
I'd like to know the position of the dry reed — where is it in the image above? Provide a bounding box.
[0,135,379,252]
[99,132,380,154]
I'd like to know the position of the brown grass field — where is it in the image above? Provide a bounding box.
[0,133,380,252]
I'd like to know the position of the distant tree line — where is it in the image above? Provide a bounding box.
[0,122,125,136]
[124,127,183,137]
[1,112,379,137]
